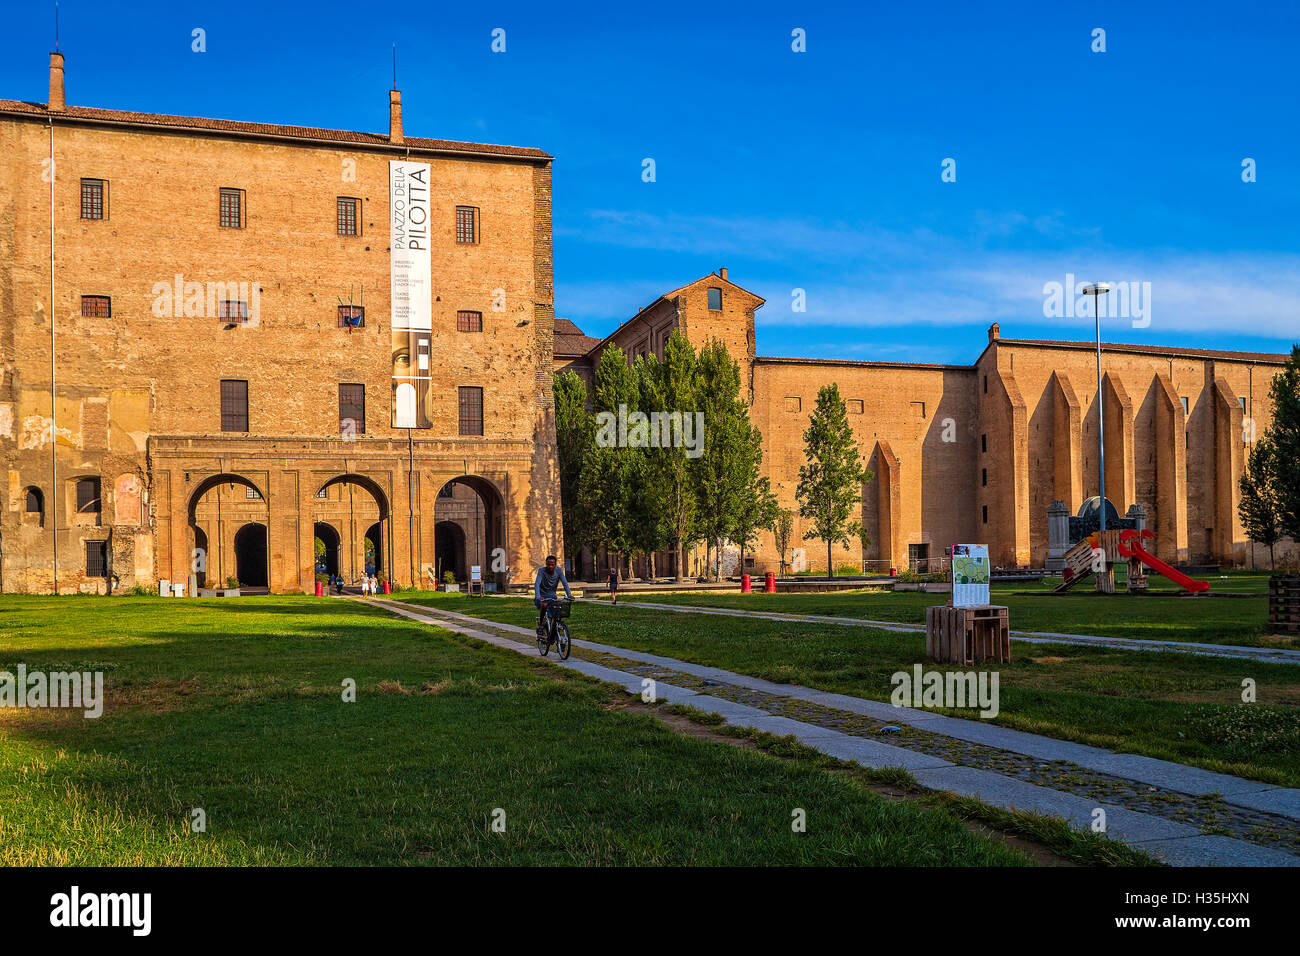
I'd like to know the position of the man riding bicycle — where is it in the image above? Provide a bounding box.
[534,555,573,636]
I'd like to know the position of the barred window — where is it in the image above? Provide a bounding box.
[81,179,106,220]
[338,305,365,328]
[456,310,482,332]
[220,188,244,228]
[218,300,248,321]
[337,197,360,236]
[455,206,478,244]
[458,386,483,436]
[221,380,249,432]
[81,295,111,318]
[85,540,108,578]
[339,383,365,434]
[76,477,101,514]
[245,486,262,500]
[438,483,455,499]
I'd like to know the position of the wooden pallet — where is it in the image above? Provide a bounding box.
[925,605,1011,664]
[1269,576,1300,632]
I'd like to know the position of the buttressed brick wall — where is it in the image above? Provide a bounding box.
[574,272,1291,575]
[0,61,561,594]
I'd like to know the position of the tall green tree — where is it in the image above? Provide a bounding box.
[1261,345,1300,542]
[639,332,700,581]
[731,475,780,575]
[772,508,795,575]
[796,383,872,580]
[1239,436,1283,569]
[694,339,764,580]
[580,345,641,575]
[554,371,593,569]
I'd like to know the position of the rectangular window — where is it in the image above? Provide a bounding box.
[707,287,722,310]
[1181,396,1189,415]
[911,401,926,418]
[337,197,360,236]
[784,396,801,413]
[846,399,864,414]
[80,179,106,220]
[85,540,108,578]
[338,305,365,329]
[220,188,245,229]
[81,295,111,318]
[982,505,988,524]
[456,206,478,244]
[981,434,987,453]
[221,380,249,432]
[339,383,365,434]
[245,487,261,500]
[1239,396,1247,413]
[218,300,248,321]
[456,310,483,332]
[458,386,483,436]
[438,483,454,499]
[76,477,102,514]
[981,468,987,487]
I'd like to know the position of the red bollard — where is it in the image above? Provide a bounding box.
[764,572,776,593]
[315,581,324,597]
[741,573,751,592]
[889,567,897,577]
[382,580,391,595]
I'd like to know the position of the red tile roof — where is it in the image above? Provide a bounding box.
[755,356,973,372]
[0,99,551,160]
[553,318,602,358]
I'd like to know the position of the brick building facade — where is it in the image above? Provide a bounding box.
[1,54,561,594]
[558,271,1294,574]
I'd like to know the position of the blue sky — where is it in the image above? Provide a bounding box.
[3,0,1296,364]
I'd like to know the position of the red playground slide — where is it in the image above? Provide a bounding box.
[1117,529,1209,593]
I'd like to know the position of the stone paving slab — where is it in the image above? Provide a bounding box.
[1220,787,1300,820]
[1132,834,1300,867]
[371,599,1300,866]
[1086,753,1272,797]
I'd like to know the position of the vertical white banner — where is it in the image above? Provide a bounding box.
[390,160,432,428]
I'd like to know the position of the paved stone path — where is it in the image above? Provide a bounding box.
[615,599,1300,665]
[365,598,1300,867]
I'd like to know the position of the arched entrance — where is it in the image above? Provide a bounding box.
[314,474,392,588]
[187,473,268,591]
[364,522,383,577]
[234,523,268,588]
[314,522,341,578]
[433,475,506,590]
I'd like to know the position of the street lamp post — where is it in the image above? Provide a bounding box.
[1082,283,1111,532]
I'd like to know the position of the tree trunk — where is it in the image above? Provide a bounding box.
[1271,542,1276,570]
[675,534,685,583]
[827,540,834,580]
[649,551,656,580]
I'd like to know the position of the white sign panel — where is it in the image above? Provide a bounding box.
[470,566,482,582]
[389,160,432,428]
[951,544,990,608]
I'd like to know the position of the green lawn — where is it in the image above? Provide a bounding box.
[615,576,1288,648]
[398,592,1300,788]
[0,595,1030,866]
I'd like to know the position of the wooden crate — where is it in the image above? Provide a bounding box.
[1270,576,1300,633]
[926,605,1011,664]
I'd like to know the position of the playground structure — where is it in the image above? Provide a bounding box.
[1055,528,1210,594]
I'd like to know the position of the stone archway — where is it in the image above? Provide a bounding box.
[314,474,392,587]
[314,522,341,579]
[187,473,268,590]
[234,523,268,588]
[432,475,506,590]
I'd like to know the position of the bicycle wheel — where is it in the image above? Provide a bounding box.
[537,624,550,656]
[555,622,571,660]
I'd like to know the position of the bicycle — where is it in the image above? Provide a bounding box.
[537,598,572,660]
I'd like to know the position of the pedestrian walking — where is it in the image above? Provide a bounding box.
[608,566,619,606]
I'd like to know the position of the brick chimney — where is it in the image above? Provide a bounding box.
[49,52,65,112]
[389,89,403,144]
[719,267,728,281]
[988,322,1000,342]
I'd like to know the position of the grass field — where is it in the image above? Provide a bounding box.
[0,595,1036,866]
[398,592,1300,788]
[615,574,1290,648]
